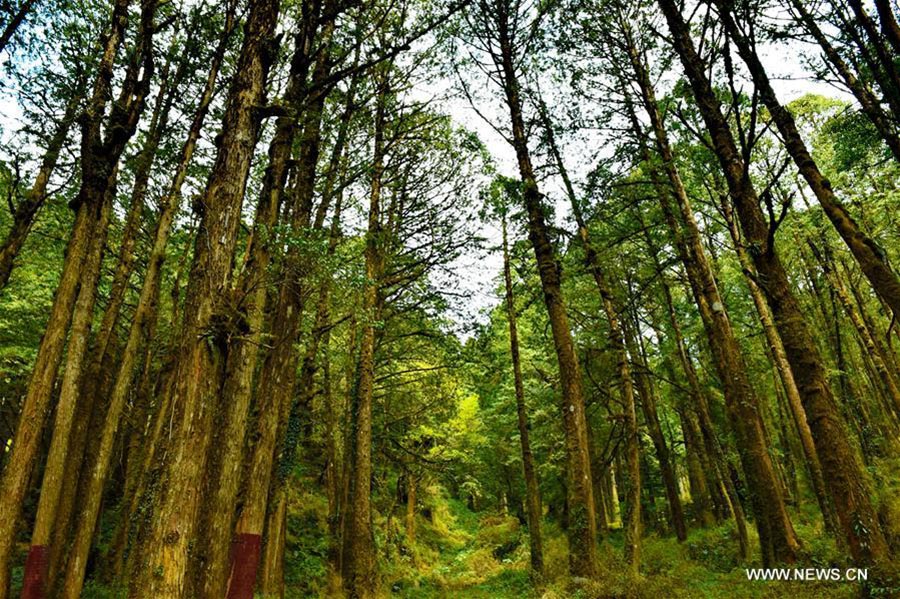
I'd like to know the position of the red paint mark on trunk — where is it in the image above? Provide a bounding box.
[20,544,49,599]
[225,533,262,599]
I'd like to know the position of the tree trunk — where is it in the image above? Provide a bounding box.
[103,315,158,580]
[19,183,111,599]
[677,404,716,527]
[200,14,319,595]
[342,62,388,599]
[622,36,780,562]
[0,0,143,592]
[788,0,900,163]
[323,317,343,594]
[809,239,900,417]
[493,6,597,578]
[501,214,544,580]
[225,16,334,598]
[405,474,417,543]
[103,4,235,581]
[23,42,181,596]
[846,0,900,111]
[657,0,889,565]
[128,0,280,594]
[0,0,37,55]
[719,196,838,535]
[54,11,229,597]
[258,494,287,598]
[624,315,687,542]
[874,0,900,56]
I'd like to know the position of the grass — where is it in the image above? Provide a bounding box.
[15,472,897,598]
[376,486,887,599]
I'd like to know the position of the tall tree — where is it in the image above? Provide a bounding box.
[603,11,788,562]
[464,0,599,576]
[342,58,390,599]
[498,201,544,579]
[655,0,889,565]
[128,0,281,594]
[0,0,158,593]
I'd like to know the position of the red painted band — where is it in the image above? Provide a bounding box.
[225,532,262,599]
[20,544,49,599]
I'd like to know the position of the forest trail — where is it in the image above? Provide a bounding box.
[379,487,534,598]
[314,481,875,599]
[380,488,867,599]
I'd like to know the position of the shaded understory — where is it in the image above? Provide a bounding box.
[11,464,900,598]
[292,479,893,598]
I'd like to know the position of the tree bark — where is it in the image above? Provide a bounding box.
[258,494,287,598]
[874,0,900,56]
[103,4,236,581]
[19,181,111,599]
[224,14,335,598]
[200,13,321,595]
[22,42,181,597]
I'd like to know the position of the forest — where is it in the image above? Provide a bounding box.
[0,0,899,596]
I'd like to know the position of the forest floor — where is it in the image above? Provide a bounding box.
[39,464,898,598]
[371,485,869,599]
[370,492,860,599]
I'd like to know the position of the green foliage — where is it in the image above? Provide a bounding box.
[684,523,752,573]
[285,502,330,596]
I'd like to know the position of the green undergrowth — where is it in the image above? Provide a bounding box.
[34,473,899,598]
[373,484,889,599]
